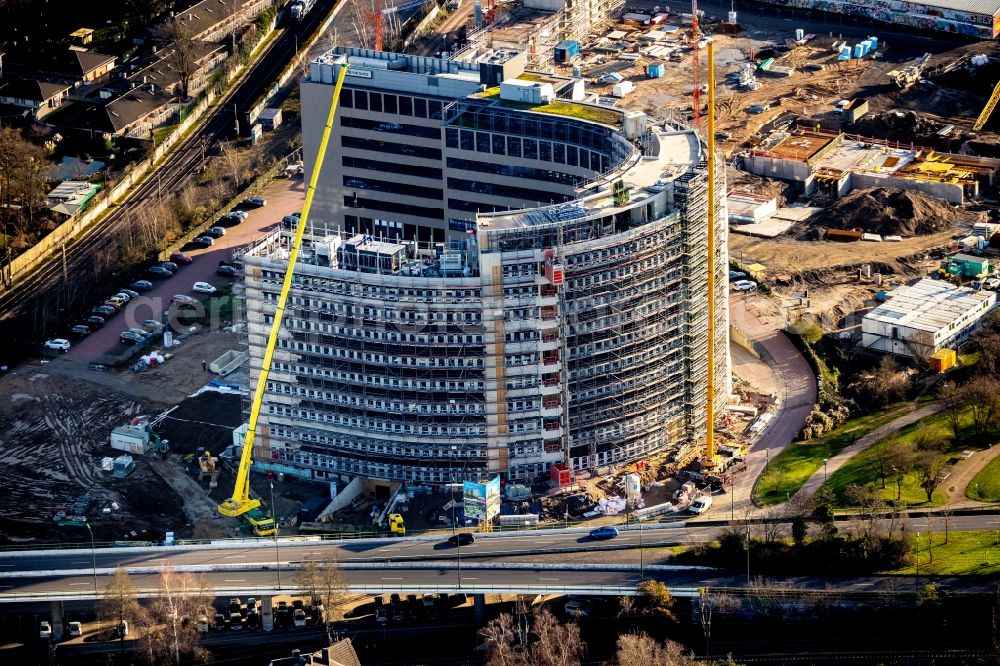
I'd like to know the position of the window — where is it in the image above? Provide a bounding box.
[399,95,412,115]
[524,139,538,160]
[384,94,397,114]
[340,89,353,108]
[553,143,565,164]
[460,129,475,151]
[508,137,521,158]
[477,132,490,152]
[354,90,368,110]
[566,146,578,167]
[429,100,443,119]
[492,134,506,155]
[446,128,459,148]
[369,92,382,112]
[414,97,427,118]
[540,141,551,161]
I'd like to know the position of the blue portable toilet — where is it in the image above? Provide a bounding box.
[647,62,665,78]
[838,46,852,61]
[868,35,878,49]
[853,43,864,58]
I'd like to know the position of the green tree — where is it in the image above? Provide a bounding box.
[637,580,676,620]
[791,514,808,547]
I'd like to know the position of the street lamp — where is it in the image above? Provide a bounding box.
[822,458,829,484]
[270,479,281,591]
[83,522,100,632]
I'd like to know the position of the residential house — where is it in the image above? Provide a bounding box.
[126,41,227,99]
[47,180,100,217]
[5,47,116,88]
[0,78,70,119]
[269,640,362,666]
[172,0,276,43]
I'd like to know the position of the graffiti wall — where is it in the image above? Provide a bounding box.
[761,0,998,38]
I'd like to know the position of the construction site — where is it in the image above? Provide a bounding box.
[6,0,1000,545]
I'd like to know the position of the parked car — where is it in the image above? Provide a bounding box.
[118,288,140,299]
[143,320,165,334]
[214,613,226,631]
[222,212,244,224]
[128,280,154,292]
[244,196,267,208]
[732,280,757,292]
[229,613,243,630]
[101,300,123,311]
[447,533,475,546]
[205,226,226,238]
[282,213,301,228]
[293,609,307,627]
[91,305,116,318]
[196,616,209,635]
[106,295,128,306]
[83,315,107,328]
[69,324,91,337]
[217,265,238,277]
[39,621,52,639]
[170,252,193,265]
[160,261,179,272]
[192,236,215,247]
[117,621,129,637]
[985,277,1000,290]
[44,339,71,352]
[120,331,146,345]
[193,281,217,294]
[127,328,151,339]
[375,606,387,623]
[172,294,198,306]
[148,266,173,279]
[228,598,242,615]
[728,271,747,281]
[246,598,257,615]
[228,209,250,220]
[589,526,619,540]
[67,621,83,637]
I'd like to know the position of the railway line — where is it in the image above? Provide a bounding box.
[0,0,335,339]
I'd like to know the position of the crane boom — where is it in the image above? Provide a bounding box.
[973,79,1000,131]
[691,0,700,126]
[217,63,349,527]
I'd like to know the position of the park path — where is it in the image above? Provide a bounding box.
[790,402,943,504]
[944,445,1000,507]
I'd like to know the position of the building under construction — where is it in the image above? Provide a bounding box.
[236,47,728,484]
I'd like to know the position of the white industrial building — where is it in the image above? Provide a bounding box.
[861,278,995,359]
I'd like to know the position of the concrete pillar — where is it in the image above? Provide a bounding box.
[261,596,274,632]
[50,601,65,641]
[473,594,486,624]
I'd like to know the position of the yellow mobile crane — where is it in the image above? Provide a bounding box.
[217,64,349,536]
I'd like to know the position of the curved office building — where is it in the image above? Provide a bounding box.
[238,47,729,484]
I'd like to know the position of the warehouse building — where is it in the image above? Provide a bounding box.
[237,47,729,485]
[861,278,995,360]
[758,0,1000,39]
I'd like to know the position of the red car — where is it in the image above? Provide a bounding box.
[101,300,123,311]
[170,252,194,265]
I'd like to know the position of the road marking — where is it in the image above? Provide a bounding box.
[0,564,15,567]
[68,583,90,586]
[538,577,560,581]
[72,561,92,565]
[223,579,246,582]
[380,577,403,580]
[224,555,246,559]
[463,577,478,580]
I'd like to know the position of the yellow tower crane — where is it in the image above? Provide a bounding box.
[703,40,719,470]
[217,64,349,536]
[973,79,1000,132]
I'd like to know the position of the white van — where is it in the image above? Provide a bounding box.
[68,621,83,637]
[689,495,713,514]
[292,609,307,628]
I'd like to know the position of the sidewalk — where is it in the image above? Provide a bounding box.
[728,296,817,515]
[944,445,1000,508]
[790,402,943,504]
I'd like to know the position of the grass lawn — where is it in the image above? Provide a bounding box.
[822,408,960,508]
[967,453,1000,502]
[152,124,178,145]
[753,405,909,506]
[887,530,1000,576]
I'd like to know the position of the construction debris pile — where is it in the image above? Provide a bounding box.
[815,187,967,237]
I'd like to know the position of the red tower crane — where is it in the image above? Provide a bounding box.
[373,0,432,51]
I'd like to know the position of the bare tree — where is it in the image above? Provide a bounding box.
[855,356,911,407]
[0,127,48,246]
[614,633,701,666]
[940,507,953,545]
[868,436,902,489]
[913,452,946,503]
[480,608,584,666]
[142,568,213,665]
[617,595,636,617]
[844,484,886,553]
[156,16,200,101]
[295,555,347,643]
[963,376,1000,439]
[98,568,143,649]
[480,612,519,666]
[938,381,964,442]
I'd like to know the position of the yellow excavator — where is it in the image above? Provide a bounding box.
[216,64,350,537]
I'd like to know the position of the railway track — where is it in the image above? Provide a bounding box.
[0,1,334,335]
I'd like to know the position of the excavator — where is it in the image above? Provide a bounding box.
[216,63,350,537]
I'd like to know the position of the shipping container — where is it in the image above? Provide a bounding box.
[612,80,636,97]
[929,348,956,373]
[825,228,862,242]
[554,40,581,63]
[259,107,283,131]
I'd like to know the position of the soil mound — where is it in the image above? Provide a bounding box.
[816,187,962,237]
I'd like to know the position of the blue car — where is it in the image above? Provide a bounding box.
[589,526,619,540]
